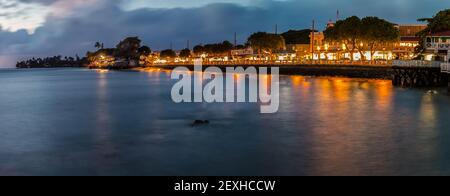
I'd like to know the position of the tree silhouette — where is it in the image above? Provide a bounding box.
[138,45,152,56]
[95,42,104,49]
[282,29,316,45]
[179,48,192,58]
[360,17,399,61]
[115,37,142,61]
[247,32,285,58]
[160,49,177,59]
[416,9,450,53]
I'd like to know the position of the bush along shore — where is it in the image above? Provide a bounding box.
[16,55,88,68]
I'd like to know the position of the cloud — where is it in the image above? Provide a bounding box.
[1,0,450,68]
[16,0,57,4]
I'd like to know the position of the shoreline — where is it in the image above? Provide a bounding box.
[144,64,394,80]
[13,65,450,89]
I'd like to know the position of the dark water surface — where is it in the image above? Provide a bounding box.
[1,68,450,176]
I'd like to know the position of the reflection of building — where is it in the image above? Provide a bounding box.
[424,30,450,61]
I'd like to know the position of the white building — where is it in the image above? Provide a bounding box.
[425,30,450,61]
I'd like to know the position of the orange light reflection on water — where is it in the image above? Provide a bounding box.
[288,76,395,175]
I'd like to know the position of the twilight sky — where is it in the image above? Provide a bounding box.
[0,0,449,67]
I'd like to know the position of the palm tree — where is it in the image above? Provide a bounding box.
[95,42,102,49]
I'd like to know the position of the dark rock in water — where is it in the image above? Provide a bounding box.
[427,90,438,95]
[192,120,210,126]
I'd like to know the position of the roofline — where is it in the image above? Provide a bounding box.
[395,24,428,26]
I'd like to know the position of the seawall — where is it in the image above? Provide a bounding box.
[151,64,394,80]
[392,66,448,87]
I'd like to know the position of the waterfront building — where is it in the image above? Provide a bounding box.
[93,55,115,67]
[230,47,255,62]
[286,44,310,61]
[308,24,426,62]
[424,30,450,61]
[231,48,254,57]
[87,49,116,67]
[393,24,427,59]
[309,31,391,61]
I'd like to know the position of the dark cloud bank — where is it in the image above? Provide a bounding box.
[1,0,449,67]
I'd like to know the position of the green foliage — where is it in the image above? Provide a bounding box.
[361,17,399,58]
[323,26,338,43]
[179,48,192,58]
[361,17,399,43]
[340,16,363,42]
[324,16,399,60]
[193,45,205,55]
[94,42,103,49]
[160,49,177,58]
[138,45,152,56]
[16,55,86,68]
[416,9,450,53]
[422,9,450,33]
[193,41,234,55]
[86,48,115,62]
[115,37,142,60]
[247,32,286,53]
[281,29,315,44]
[235,44,246,49]
[86,37,148,66]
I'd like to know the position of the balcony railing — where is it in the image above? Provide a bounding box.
[425,42,450,50]
[392,60,442,68]
[152,60,392,66]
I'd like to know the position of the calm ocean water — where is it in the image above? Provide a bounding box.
[1,68,450,176]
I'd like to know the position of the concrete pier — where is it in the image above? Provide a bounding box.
[392,67,447,87]
[391,60,449,88]
[151,64,393,79]
[94,61,450,90]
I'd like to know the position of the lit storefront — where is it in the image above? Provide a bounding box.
[308,24,425,62]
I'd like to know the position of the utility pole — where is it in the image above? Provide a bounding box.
[311,20,315,64]
[234,32,237,48]
[337,10,340,21]
[275,24,278,35]
[170,42,173,50]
